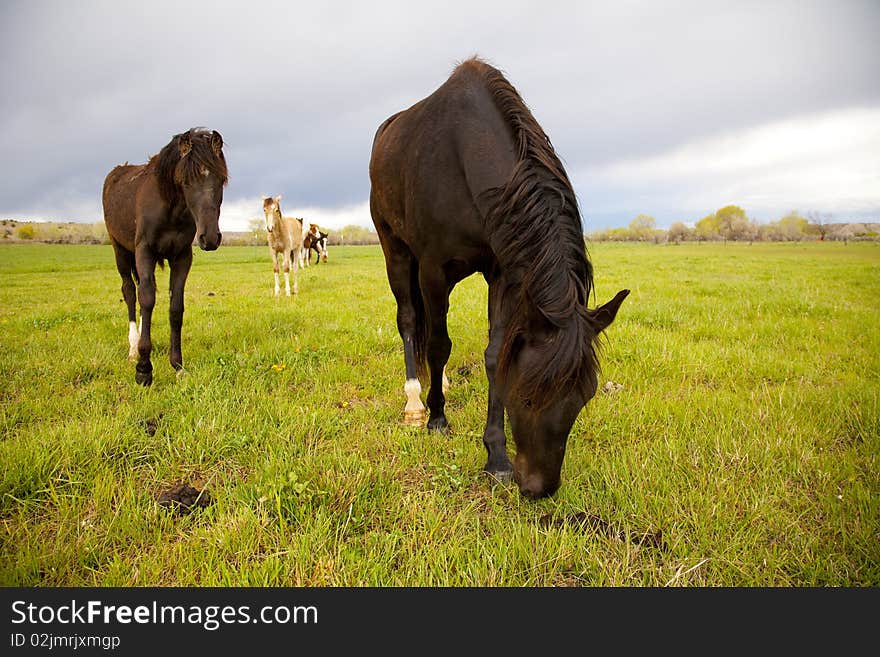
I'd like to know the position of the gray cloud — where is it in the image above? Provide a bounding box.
[1,0,878,229]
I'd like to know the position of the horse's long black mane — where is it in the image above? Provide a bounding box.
[153,128,228,205]
[471,58,599,408]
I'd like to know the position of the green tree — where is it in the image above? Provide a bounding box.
[695,213,720,241]
[714,205,753,241]
[248,217,267,244]
[15,223,35,240]
[628,214,656,241]
[334,224,379,245]
[667,221,690,244]
[778,211,808,241]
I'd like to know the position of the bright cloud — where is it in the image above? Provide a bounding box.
[578,107,880,223]
[220,199,372,233]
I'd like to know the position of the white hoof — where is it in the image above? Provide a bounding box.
[404,409,427,426]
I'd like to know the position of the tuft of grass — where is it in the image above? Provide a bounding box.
[0,241,877,586]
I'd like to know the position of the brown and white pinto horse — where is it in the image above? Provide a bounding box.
[312,229,329,263]
[369,58,629,498]
[302,224,328,266]
[262,195,303,296]
[103,127,228,385]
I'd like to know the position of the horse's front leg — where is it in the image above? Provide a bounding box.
[134,249,158,386]
[420,267,452,433]
[483,277,513,479]
[271,247,281,296]
[282,249,292,296]
[168,248,192,374]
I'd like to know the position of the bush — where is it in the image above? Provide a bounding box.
[15,224,35,240]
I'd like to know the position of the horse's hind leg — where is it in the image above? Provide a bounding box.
[291,246,299,295]
[375,218,426,426]
[111,240,139,361]
[134,247,158,386]
[419,266,452,433]
[168,248,192,375]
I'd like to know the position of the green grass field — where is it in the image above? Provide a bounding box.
[1,241,877,586]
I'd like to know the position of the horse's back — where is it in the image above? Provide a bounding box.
[369,59,518,253]
[282,217,303,248]
[103,164,144,252]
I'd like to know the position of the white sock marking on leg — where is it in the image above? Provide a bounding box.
[404,378,425,412]
[128,321,139,358]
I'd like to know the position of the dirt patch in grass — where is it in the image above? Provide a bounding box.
[157,483,213,516]
[139,414,163,437]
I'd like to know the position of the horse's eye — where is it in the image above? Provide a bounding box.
[523,398,532,408]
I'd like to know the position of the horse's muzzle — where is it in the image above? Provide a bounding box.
[198,232,222,251]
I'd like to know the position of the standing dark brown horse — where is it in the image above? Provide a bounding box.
[369,58,629,499]
[103,128,228,385]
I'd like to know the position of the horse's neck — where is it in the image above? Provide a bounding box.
[269,229,287,251]
[274,211,289,246]
[164,198,194,227]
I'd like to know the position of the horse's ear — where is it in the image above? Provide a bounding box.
[591,289,630,333]
[274,195,282,203]
[178,132,193,157]
[261,195,267,201]
[211,130,223,156]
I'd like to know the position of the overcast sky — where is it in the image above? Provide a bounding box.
[1,0,878,232]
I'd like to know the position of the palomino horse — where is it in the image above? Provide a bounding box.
[369,58,629,498]
[103,127,227,386]
[262,195,303,295]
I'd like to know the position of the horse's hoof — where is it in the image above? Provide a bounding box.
[128,352,138,362]
[135,371,153,386]
[427,416,449,433]
[484,468,514,483]
[403,409,426,426]
[175,368,187,380]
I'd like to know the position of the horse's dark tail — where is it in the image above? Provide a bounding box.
[128,254,140,284]
[112,239,140,284]
[409,256,429,380]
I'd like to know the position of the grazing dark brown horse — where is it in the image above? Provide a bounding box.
[369,58,629,498]
[103,128,228,385]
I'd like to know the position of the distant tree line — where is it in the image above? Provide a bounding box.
[4,209,878,246]
[589,207,879,243]
[1,219,109,244]
[1,219,382,246]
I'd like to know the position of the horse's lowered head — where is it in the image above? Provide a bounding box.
[498,289,630,499]
[168,129,226,251]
